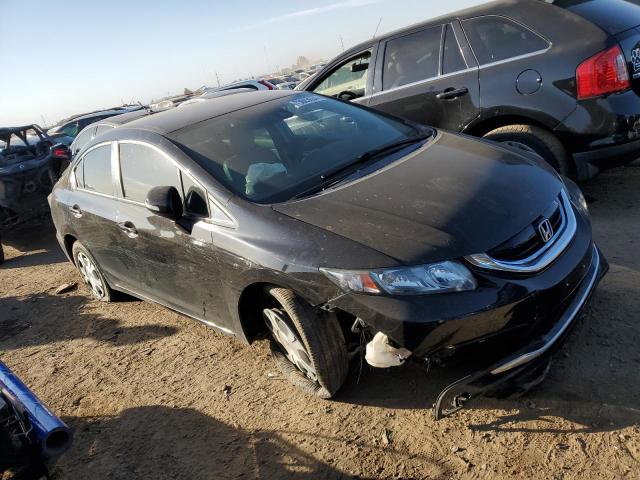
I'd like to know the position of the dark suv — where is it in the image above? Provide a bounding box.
[299,0,640,180]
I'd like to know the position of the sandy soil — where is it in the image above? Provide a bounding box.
[1,163,639,480]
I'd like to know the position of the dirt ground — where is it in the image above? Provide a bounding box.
[1,163,640,480]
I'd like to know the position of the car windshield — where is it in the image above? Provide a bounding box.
[168,94,426,203]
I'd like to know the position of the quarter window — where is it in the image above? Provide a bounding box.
[442,25,467,74]
[181,172,208,217]
[94,124,114,137]
[383,26,442,90]
[313,51,371,100]
[462,16,549,66]
[72,127,95,155]
[81,145,113,195]
[119,143,180,203]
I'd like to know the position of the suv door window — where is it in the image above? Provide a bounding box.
[81,145,113,195]
[462,16,549,65]
[119,143,180,203]
[312,51,371,100]
[383,26,442,90]
[442,24,467,74]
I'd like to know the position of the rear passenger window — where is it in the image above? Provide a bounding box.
[463,16,549,65]
[442,25,467,74]
[119,143,180,203]
[181,172,208,217]
[383,26,442,90]
[82,145,112,195]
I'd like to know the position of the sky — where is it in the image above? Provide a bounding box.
[1,0,486,126]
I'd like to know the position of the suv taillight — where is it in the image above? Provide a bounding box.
[576,45,630,99]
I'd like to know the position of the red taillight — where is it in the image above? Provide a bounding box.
[52,147,69,159]
[576,45,630,99]
[258,80,275,90]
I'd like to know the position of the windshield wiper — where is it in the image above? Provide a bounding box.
[293,133,431,199]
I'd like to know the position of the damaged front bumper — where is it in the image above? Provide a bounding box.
[433,244,607,420]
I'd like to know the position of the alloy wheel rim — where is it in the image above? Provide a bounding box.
[263,308,318,382]
[76,252,105,299]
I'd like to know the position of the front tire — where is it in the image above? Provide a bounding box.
[263,287,348,399]
[72,241,113,302]
[482,124,573,177]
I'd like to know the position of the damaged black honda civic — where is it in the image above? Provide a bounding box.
[49,90,607,417]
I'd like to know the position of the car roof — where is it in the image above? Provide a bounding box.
[123,90,295,135]
[98,109,151,127]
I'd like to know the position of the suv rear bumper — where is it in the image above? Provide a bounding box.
[573,138,640,180]
[556,89,640,180]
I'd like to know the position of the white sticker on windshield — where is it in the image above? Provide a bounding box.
[288,94,324,109]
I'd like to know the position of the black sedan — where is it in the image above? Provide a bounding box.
[49,91,607,415]
[299,0,640,181]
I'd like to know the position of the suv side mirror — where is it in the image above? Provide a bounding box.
[145,186,183,221]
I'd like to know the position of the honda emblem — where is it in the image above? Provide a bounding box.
[538,218,554,243]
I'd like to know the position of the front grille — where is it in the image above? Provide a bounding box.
[465,190,577,274]
[489,199,563,262]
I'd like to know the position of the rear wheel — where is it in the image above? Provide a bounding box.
[263,286,348,399]
[482,124,573,177]
[72,241,113,302]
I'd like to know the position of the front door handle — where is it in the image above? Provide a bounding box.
[117,221,138,238]
[70,204,83,218]
[436,87,469,100]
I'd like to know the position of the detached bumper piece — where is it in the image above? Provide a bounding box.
[434,245,606,420]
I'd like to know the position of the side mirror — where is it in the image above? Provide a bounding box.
[145,186,183,221]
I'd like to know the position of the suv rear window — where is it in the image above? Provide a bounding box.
[383,26,442,90]
[462,16,549,65]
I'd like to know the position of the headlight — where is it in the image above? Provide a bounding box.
[321,261,477,295]
[562,177,589,217]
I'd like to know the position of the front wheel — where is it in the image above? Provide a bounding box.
[482,124,573,177]
[263,287,348,399]
[72,241,113,302]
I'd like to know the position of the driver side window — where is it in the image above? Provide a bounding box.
[313,51,372,100]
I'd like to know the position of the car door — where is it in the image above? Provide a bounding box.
[68,142,124,282]
[368,23,480,132]
[114,140,225,323]
[307,46,377,105]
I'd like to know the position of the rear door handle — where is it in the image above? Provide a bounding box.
[70,205,82,218]
[436,87,469,100]
[117,221,138,238]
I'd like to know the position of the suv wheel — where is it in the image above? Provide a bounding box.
[482,124,573,177]
[263,286,348,399]
[72,242,113,302]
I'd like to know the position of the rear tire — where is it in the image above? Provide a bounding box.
[72,241,113,302]
[482,124,573,177]
[263,287,348,399]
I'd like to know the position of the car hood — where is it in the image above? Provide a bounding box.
[272,131,563,265]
